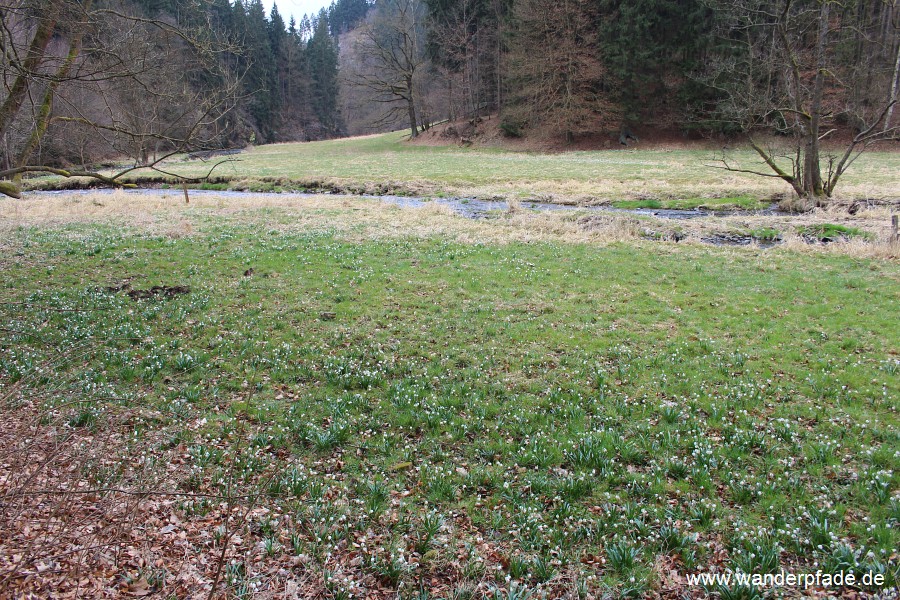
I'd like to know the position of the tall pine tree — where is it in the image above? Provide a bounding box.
[307,12,342,136]
[244,0,276,141]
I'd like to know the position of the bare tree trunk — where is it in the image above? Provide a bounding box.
[407,84,418,138]
[472,30,480,116]
[448,76,455,122]
[12,3,88,183]
[802,137,822,199]
[803,0,829,201]
[885,38,900,131]
[494,0,503,110]
[2,133,9,171]
[0,12,58,139]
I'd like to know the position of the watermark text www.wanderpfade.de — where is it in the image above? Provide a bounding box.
[686,569,889,591]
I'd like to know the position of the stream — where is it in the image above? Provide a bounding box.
[44,187,782,221]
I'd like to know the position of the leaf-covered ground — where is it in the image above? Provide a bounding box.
[1,198,898,598]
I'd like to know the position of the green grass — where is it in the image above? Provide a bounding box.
[611,199,664,209]
[28,130,900,203]
[748,227,782,241]
[2,216,898,597]
[797,223,874,242]
[612,196,771,211]
[196,182,230,191]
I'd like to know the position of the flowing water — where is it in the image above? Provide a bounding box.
[45,187,781,219]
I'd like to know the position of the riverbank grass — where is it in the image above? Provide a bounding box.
[611,196,770,210]
[24,130,900,203]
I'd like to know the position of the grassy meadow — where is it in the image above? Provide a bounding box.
[1,193,898,598]
[30,130,900,204]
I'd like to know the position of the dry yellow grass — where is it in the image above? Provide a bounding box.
[2,190,897,258]
[25,131,900,203]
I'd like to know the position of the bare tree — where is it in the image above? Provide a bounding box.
[426,0,484,119]
[706,0,899,204]
[0,0,242,199]
[505,0,617,143]
[347,0,428,138]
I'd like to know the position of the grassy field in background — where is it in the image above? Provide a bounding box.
[33,131,900,203]
[1,198,897,598]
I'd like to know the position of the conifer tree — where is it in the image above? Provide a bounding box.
[307,11,342,136]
